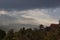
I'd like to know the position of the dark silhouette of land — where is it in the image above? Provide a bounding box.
[0,21,60,40]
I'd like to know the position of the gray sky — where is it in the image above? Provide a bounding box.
[0,0,60,26]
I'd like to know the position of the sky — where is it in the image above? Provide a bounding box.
[0,0,60,26]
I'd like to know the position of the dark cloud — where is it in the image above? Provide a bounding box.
[0,0,60,10]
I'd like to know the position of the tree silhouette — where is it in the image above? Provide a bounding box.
[39,24,44,30]
[4,29,14,40]
[0,29,6,40]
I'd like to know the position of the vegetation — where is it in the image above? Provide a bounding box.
[0,24,60,40]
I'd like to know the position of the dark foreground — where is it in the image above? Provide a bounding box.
[0,24,60,40]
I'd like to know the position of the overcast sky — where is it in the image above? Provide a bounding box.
[0,0,60,26]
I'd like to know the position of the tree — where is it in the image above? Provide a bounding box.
[0,29,6,40]
[45,27,51,32]
[39,24,44,30]
[4,29,14,40]
[19,27,26,35]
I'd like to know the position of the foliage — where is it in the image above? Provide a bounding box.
[4,29,14,40]
[0,24,60,40]
[0,29,6,40]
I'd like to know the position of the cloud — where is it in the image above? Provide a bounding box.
[0,0,59,10]
[19,9,58,25]
[0,14,18,25]
[0,8,59,26]
[6,8,58,25]
[47,8,60,20]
